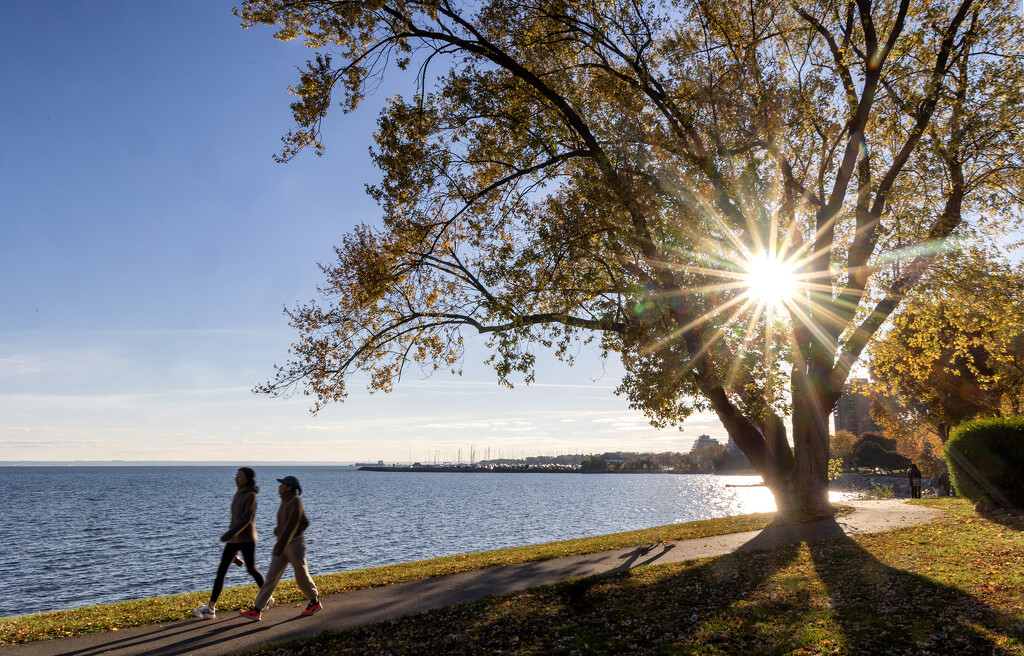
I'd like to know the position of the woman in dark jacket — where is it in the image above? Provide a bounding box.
[908,463,923,499]
[192,467,266,619]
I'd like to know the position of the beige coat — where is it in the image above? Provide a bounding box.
[272,489,309,556]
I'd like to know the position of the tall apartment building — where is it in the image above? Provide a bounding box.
[690,434,721,453]
[833,378,881,435]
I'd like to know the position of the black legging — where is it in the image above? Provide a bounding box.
[210,542,265,605]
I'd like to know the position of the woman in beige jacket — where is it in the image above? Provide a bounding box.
[241,475,321,620]
[192,467,266,619]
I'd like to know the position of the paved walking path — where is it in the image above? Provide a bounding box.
[2,500,937,656]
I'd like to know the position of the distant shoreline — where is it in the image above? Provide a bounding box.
[358,465,758,475]
[0,461,360,467]
[0,461,760,474]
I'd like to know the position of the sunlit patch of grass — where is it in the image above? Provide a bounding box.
[236,499,1024,656]
[0,511,776,645]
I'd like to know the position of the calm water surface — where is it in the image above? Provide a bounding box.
[0,466,848,617]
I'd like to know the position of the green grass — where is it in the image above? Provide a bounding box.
[235,499,1024,656]
[0,511,775,645]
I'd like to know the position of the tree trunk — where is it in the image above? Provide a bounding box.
[706,377,833,521]
[786,393,834,521]
[754,382,834,522]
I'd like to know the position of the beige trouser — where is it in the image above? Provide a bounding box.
[253,535,318,610]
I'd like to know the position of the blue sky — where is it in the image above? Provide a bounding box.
[0,1,730,463]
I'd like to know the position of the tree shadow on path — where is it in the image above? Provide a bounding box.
[237,516,1023,655]
[806,519,1024,655]
[319,538,807,655]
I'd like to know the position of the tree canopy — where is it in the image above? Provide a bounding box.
[870,248,1024,442]
[239,0,1024,518]
[829,429,858,466]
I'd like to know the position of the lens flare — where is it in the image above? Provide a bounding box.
[743,253,798,309]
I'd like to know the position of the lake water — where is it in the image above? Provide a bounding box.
[0,466,842,618]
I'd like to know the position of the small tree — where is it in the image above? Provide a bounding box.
[689,445,727,471]
[854,432,898,452]
[945,416,1024,509]
[872,398,946,474]
[871,250,1024,442]
[830,430,858,469]
[852,435,909,472]
[853,441,887,470]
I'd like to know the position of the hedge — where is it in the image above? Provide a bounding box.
[944,416,1024,509]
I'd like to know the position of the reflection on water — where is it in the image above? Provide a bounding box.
[0,467,856,617]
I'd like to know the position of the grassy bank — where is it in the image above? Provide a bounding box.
[236,499,1024,656]
[0,512,775,645]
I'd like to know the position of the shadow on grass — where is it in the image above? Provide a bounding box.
[60,618,277,656]
[285,540,806,656]
[806,520,1024,655]
[270,518,1023,656]
[981,512,1024,532]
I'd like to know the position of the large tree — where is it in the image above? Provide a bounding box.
[239,0,1024,518]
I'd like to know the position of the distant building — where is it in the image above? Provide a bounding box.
[690,434,721,453]
[833,378,881,435]
[723,435,754,470]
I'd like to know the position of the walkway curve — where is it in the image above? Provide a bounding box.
[1,500,938,656]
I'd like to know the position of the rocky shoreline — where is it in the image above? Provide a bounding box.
[830,474,932,498]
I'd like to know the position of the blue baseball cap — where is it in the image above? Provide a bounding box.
[277,475,302,493]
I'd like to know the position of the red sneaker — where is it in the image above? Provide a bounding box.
[239,608,261,621]
[301,601,322,616]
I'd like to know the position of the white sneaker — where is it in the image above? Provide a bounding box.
[191,604,215,619]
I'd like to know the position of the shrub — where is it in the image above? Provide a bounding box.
[852,441,911,471]
[856,431,899,452]
[828,458,843,481]
[945,416,1024,509]
[853,441,887,468]
[866,482,896,499]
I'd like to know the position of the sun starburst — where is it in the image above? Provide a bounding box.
[742,252,800,311]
